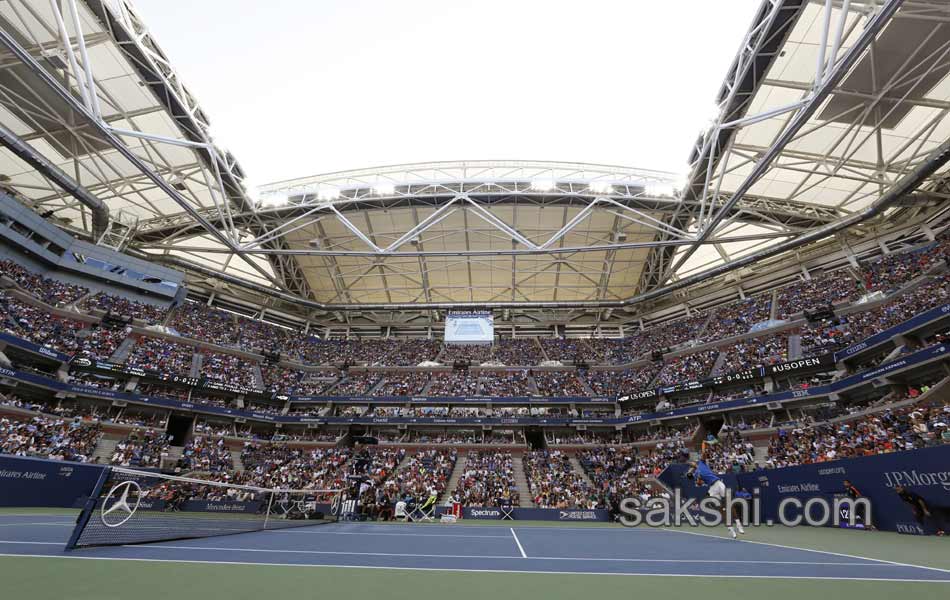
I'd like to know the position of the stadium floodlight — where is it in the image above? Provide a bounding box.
[318,187,340,201]
[531,179,557,192]
[374,182,396,195]
[589,181,613,194]
[259,191,288,208]
[645,183,676,197]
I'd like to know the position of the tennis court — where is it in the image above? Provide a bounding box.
[1,509,948,600]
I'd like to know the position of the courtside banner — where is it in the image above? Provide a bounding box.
[180,500,262,513]
[0,454,104,507]
[0,331,70,362]
[834,301,950,361]
[738,445,950,534]
[764,353,835,376]
[461,506,610,521]
[660,445,950,534]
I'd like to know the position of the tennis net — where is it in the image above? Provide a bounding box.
[65,466,343,550]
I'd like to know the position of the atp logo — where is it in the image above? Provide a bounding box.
[100,480,142,527]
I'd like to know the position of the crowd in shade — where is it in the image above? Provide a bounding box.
[332,373,383,395]
[200,351,259,389]
[286,338,441,367]
[283,336,342,365]
[126,336,194,375]
[261,364,304,393]
[67,371,124,390]
[716,333,790,374]
[582,338,622,364]
[136,382,190,402]
[79,292,168,324]
[0,259,87,306]
[375,372,430,396]
[776,269,860,319]
[702,295,772,341]
[491,338,544,365]
[1,394,99,422]
[193,420,234,437]
[585,365,661,396]
[0,413,100,461]
[861,238,950,293]
[479,371,533,395]
[426,372,480,396]
[523,449,595,508]
[616,312,710,361]
[1,292,125,359]
[547,430,621,446]
[453,451,520,506]
[441,344,491,363]
[170,302,237,346]
[655,349,719,386]
[539,338,591,363]
[386,448,457,498]
[837,273,950,343]
[410,430,481,444]
[188,393,230,409]
[765,398,950,469]
[239,443,352,490]
[533,371,588,396]
[176,435,233,472]
[627,423,696,443]
[236,317,292,354]
[109,428,170,468]
[246,402,284,416]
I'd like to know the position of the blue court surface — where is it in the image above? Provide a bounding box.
[1,512,948,583]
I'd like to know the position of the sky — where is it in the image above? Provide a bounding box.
[132,0,760,186]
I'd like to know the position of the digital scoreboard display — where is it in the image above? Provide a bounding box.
[445,310,493,343]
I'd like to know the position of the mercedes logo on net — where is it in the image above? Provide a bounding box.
[100,480,143,528]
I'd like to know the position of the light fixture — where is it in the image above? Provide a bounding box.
[589,181,613,194]
[531,179,556,192]
[645,183,675,197]
[374,182,395,195]
[318,187,340,201]
[259,192,288,207]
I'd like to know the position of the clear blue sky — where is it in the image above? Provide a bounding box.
[132,0,759,185]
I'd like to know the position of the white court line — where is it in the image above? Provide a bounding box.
[0,541,61,545]
[0,540,893,566]
[0,553,947,583]
[270,530,510,539]
[510,528,527,558]
[55,543,914,566]
[660,527,950,574]
[0,522,72,527]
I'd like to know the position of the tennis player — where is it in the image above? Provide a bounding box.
[686,458,745,539]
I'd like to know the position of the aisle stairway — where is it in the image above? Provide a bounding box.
[569,456,594,487]
[513,456,535,507]
[91,438,118,464]
[109,336,137,363]
[440,454,467,503]
[230,448,245,472]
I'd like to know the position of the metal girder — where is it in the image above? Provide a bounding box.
[671,0,904,280]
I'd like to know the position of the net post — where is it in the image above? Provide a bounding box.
[64,465,111,551]
[263,487,276,530]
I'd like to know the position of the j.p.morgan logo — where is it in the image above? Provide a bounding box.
[559,510,598,520]
[100,480,142,527]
